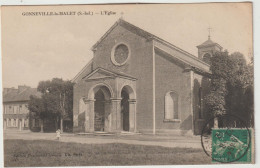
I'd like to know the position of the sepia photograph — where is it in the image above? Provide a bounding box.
[1,2,255,167]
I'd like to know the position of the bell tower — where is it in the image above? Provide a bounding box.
[197,27,222,64]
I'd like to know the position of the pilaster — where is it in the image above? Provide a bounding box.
[110,98,122,132]
[129,99,137,132]
[104,100,111,132]
[84,99,95,132]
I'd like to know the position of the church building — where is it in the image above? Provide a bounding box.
[72,19,223,135]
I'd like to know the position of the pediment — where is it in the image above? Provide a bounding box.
[84,69,115,80]
[82,67,137,81]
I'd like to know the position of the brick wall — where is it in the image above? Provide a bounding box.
[73,25,154,132]
[93,25,154,131]
[155,49,192,131]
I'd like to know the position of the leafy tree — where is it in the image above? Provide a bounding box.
[28,78,73,132]
[205,51,254,128]
[204,51,228,127]
[205,51,228,114]
[228,52,253,126]
[28,95,44,132]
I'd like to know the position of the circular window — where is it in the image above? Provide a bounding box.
[111,43,130,66]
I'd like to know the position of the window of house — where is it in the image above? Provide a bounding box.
[19,105,22,113]
[9,106,12,113]
[165,91,179,120]
[14,106,17,114]
[14,119,16,127]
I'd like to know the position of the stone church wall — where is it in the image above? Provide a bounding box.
[193,73,211,135]
[92,25,155,131]
[154,51,193,134]
[73,24,155,132]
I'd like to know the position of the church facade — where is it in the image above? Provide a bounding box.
[72,19,223,135]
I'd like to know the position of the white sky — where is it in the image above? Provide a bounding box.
[1,3,253,88]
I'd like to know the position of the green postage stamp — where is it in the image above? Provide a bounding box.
[212,128,252,163]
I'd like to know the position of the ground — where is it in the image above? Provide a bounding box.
[4,130,211,166]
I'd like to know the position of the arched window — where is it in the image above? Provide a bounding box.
[165,91,179,120]
[203,53,211,64]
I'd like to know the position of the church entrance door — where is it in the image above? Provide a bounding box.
[121,90,129,131]
[94,89,105,131]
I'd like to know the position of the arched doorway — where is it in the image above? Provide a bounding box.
[121,90,130,131]
[88,84,112,132]
[94,89,105,131]
[120,85,136,132]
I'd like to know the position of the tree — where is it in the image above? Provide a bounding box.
[28,95,44,132]
[28,78,73,132]
[205,51,254,128]
[204,51,228,127]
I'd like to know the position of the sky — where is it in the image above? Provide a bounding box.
[1,3,253,88]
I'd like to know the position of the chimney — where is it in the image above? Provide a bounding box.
[18,85,30,93]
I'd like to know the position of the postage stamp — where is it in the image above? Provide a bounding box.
[212,128,251,163]
[201,114,253,163]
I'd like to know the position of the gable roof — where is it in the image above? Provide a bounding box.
[91,19,210,70]
[91,19,153,51]
[82,67,137,81]
[3,87,41,103]
[73,19,212,83]
[92,18,201,56]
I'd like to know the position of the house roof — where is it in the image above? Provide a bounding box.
[197,37,223,49]
[3,87,41,103]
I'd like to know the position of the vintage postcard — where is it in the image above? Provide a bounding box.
[1,2,254,167]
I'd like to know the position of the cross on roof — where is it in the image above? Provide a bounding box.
[208,26,212,39]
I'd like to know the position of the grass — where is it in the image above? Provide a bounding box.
[4,139,211,166]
